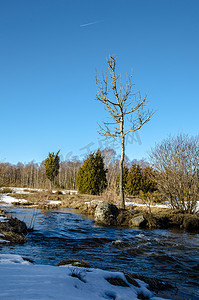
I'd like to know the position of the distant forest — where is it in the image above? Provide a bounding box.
[0,148,147,190]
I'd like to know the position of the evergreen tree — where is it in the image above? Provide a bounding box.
[76,150,107,195]
[141,166,157,194]
[45,150,60,188]
[126,164,143,196]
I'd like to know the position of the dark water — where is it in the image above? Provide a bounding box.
[0,207,199,299]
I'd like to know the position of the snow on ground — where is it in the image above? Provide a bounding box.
[48,200,62,205]
[0,215,8,222]
[12,187,47,194]
[0,187,78,207]
[62,190,78,195]
[125,202,170,208]
[0,233,10,243]
[53,189,78,195]
[0,239,10,243]
[0,194,27,205]
[0,254,165,300]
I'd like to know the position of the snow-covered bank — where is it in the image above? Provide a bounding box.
[125,202,170,208]
[0,194,27,205]
[0,254,165,300]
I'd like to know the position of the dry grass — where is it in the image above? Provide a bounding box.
[4,189,199,231]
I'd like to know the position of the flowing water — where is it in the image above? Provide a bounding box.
[0,207,199,299]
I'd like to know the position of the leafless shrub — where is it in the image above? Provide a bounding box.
[149,134,199,213]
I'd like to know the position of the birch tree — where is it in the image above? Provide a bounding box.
[96,56,154,208]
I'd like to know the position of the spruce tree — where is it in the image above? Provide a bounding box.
[126,164,143,196]
[45,150,60,189]
[141,166,157,194]
[76,150,107,195]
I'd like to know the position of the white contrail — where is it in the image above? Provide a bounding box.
[80,20,104,27]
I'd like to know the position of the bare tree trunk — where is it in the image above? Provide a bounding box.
[120,118,125,209]
[120,135,125,209]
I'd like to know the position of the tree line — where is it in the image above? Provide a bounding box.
[0,147,155,197]
[1,133,199,213]
[0,157,82,190]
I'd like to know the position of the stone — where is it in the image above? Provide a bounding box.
[112,240,130,249]
[131,215,146,228]
[0,217,27,234]
[0,216,28,244]
[94,202,119,226]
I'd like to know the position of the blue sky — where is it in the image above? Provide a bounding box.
[0,0,198,164]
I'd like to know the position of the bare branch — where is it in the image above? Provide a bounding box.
[96,55,154,209]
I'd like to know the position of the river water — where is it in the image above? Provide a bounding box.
[0,207,199,299]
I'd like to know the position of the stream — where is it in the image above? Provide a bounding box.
[0,206,199,299]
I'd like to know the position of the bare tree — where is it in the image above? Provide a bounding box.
[96,56,154,208]
[149,134,199,214]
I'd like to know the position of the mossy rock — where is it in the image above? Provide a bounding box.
[131,215,146,228]
[95,202,119,226]
[56,259,91,268]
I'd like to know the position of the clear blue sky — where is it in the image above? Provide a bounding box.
[0,0,199,164]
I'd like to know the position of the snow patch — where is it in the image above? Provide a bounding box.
[0,254,167,299]
[0,239,10,243]
[125,202,170,208]
[0,195,27,205]
[0,216,8,222]
[48,200,61,205]
[0,254,30,265]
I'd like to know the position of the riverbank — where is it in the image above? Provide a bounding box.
[0,253,173,300]
[1,187,198,232]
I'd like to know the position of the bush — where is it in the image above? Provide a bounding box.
[149,134,199,213]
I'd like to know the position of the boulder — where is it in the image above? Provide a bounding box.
[0,217,27,234]
[0,217,28,244]
[95,202,119,226]
[131,215,146,228]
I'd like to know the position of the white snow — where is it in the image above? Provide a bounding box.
[0,239,10,243]
[0,254,30,265]
[12,187,47,194]
[62,190,78,195]
[0,194,27,205]
[48,200,62,205]
[125,202,170,208]
[0,254,166,300]
[0,215,8,222]
[0,233,10,243]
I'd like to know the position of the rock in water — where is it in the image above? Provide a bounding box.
[95,202,119,226]
[131,215,146,228]
[0,217,28,244]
